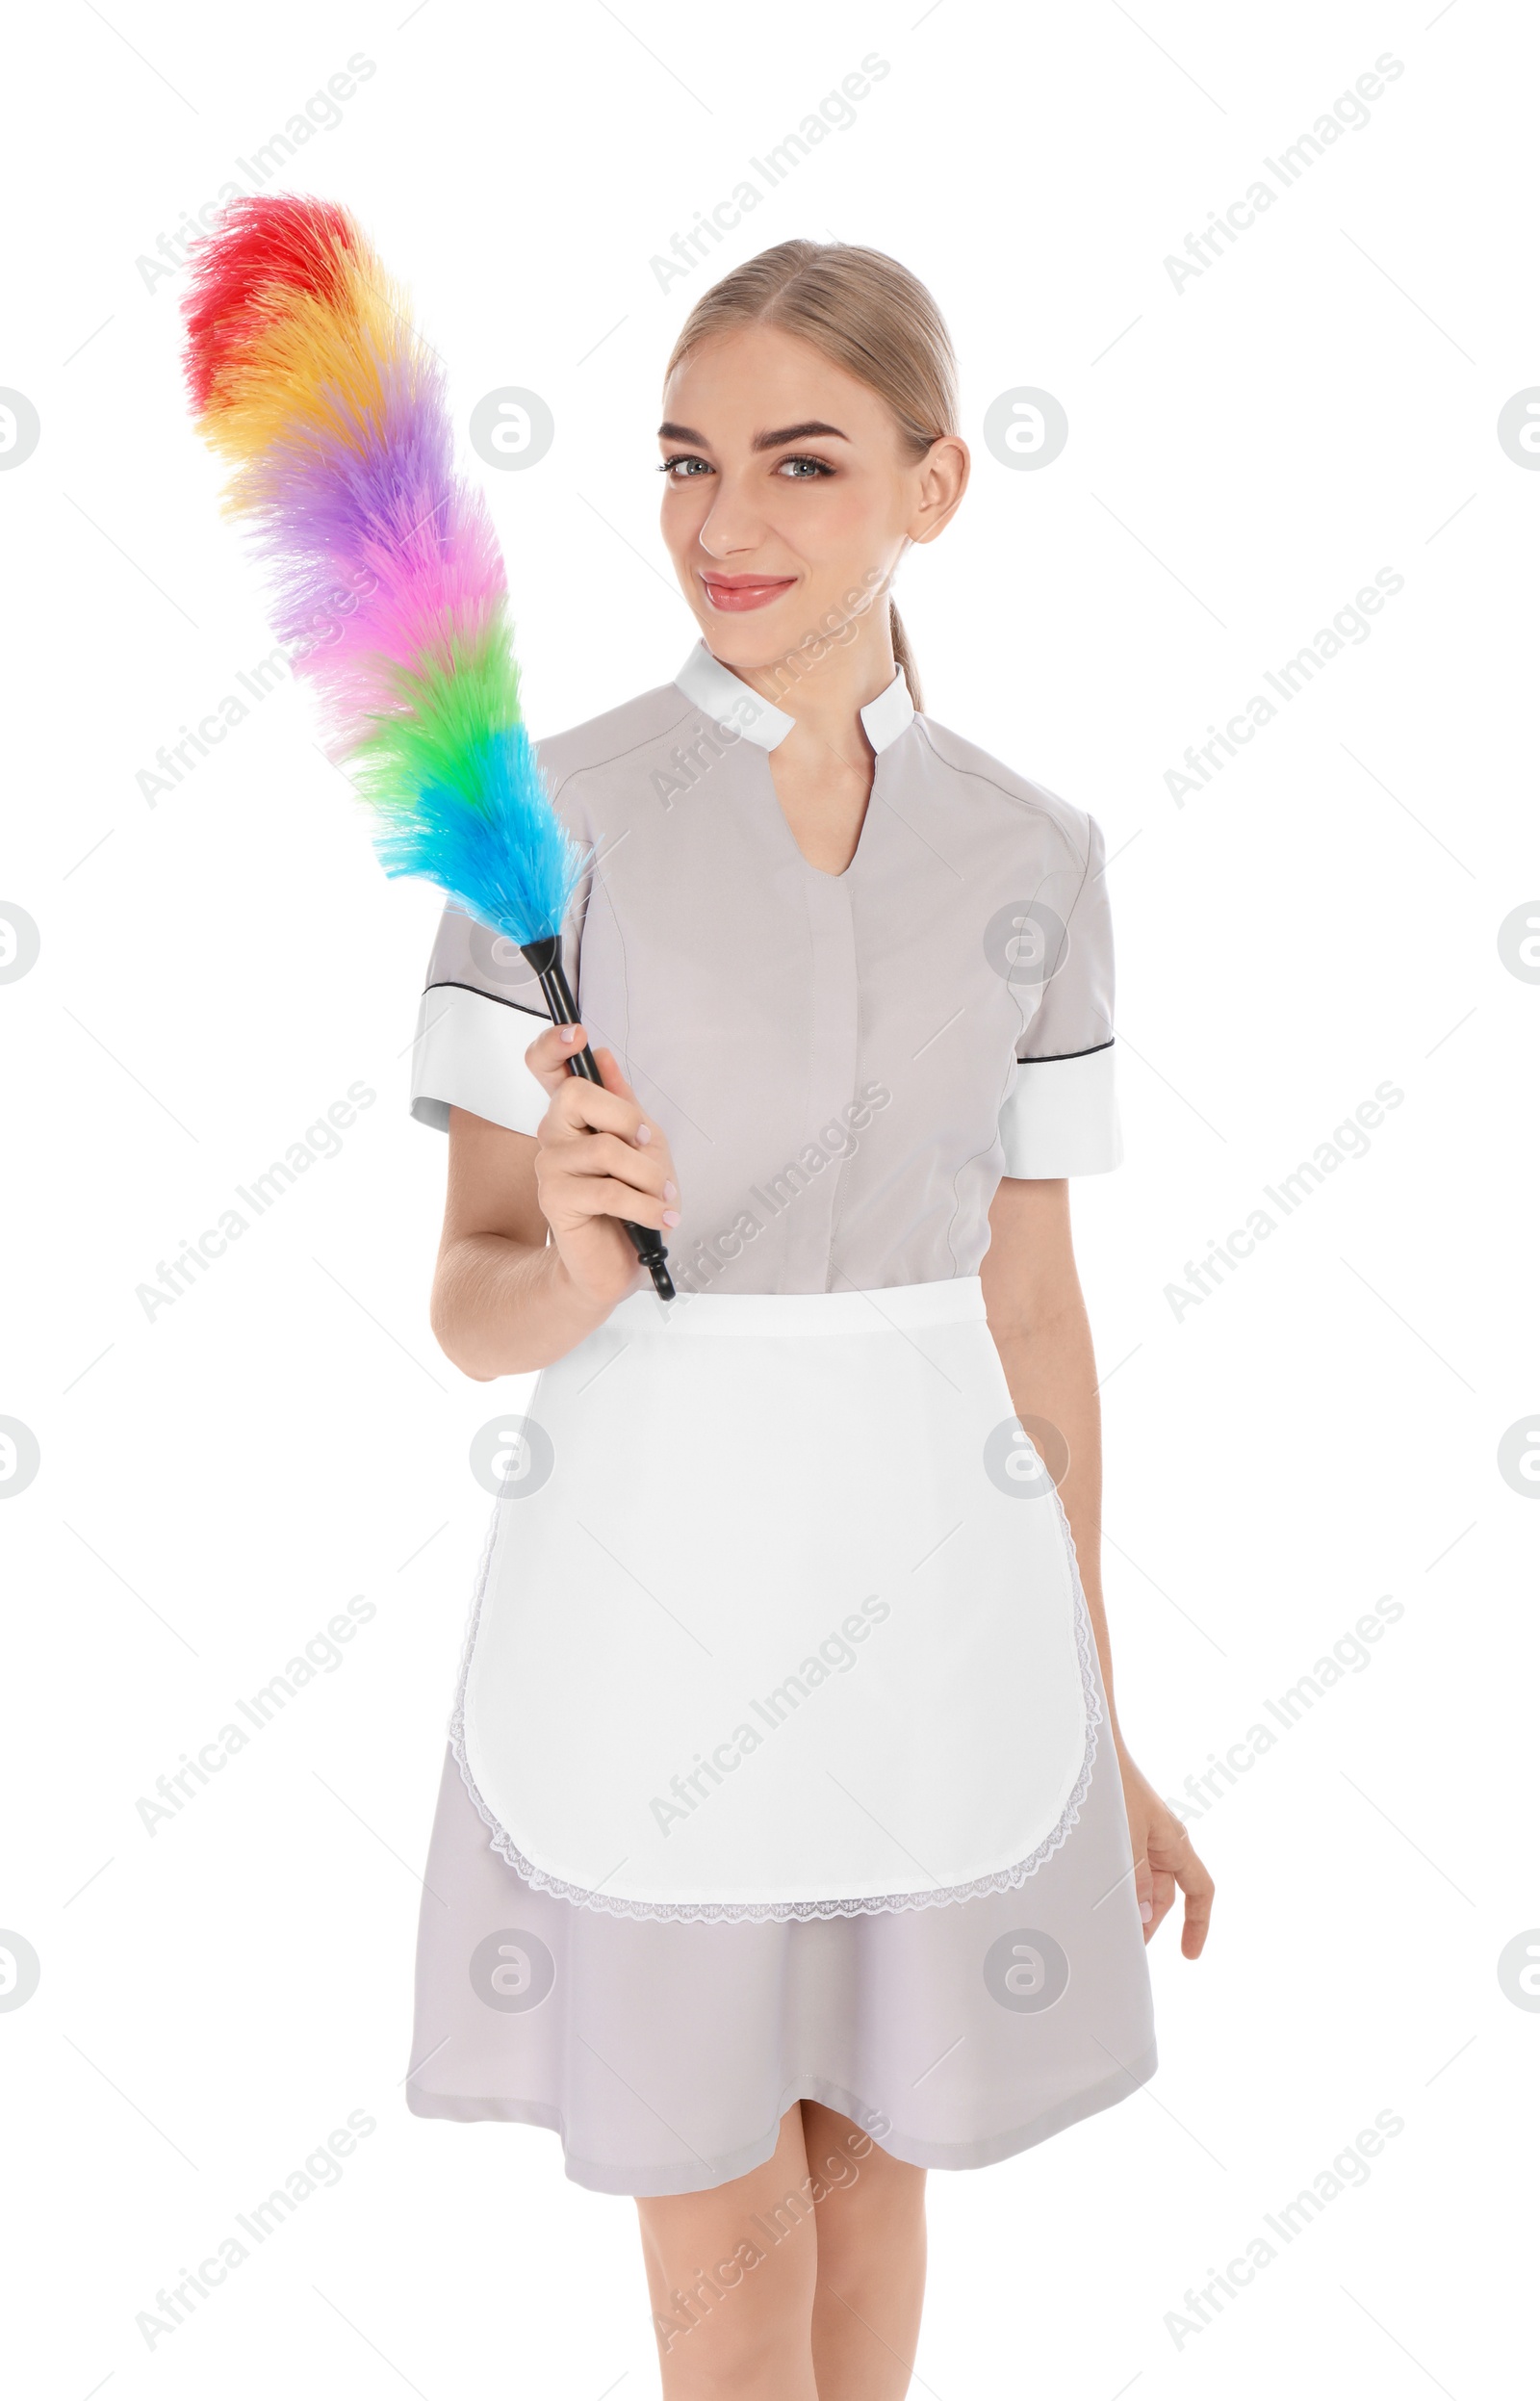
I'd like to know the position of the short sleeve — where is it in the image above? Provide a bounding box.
[408,905,569,1138]
[997,810,1122,1177]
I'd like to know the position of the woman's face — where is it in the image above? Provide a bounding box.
[657,322,966,682]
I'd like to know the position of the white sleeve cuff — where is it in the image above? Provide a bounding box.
[409,984,549,1137]
[999,1045,1122,1177]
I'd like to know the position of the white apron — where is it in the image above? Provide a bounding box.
[451,1277,1100,1922]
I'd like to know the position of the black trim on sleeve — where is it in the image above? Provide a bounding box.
[424,978,551,1020]
[1014,1037,1116,1065]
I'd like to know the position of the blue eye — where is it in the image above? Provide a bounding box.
[658,454,711,478]
[778,455,834,478]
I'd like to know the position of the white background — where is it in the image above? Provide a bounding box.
[2,1,1536,2393]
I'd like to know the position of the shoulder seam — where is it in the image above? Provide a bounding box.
[541,688,704,803]
[912,720,1091,868]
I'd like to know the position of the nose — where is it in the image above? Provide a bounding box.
[694,468,773,560]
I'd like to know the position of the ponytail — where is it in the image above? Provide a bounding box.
[887,598,922,716]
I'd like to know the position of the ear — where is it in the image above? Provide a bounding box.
[907,434,970,546]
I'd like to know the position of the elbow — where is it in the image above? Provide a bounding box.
[433,1328,500,1382]
[429,1274,497,1381]
[429,1264,558,1381]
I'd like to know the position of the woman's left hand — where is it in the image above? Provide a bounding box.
[1116,1746,1215,1957]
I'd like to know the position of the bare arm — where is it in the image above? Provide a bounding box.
[980,1176,1119,1729]
[981,1175,1214,1958]
[429,1020,681,1381]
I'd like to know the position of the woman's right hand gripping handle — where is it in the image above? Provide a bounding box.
[526,1021,681,1316]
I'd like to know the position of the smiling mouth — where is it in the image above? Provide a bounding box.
[699,572,797,613]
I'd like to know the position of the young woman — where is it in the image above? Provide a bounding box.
[404,240,1214,2399]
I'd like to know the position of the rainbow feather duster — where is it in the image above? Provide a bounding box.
[181,193,584,951]
[182,196,674,1297]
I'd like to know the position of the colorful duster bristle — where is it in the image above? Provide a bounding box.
[181,194,584,950]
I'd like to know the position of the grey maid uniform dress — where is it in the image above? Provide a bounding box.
[402,640,1156,2195]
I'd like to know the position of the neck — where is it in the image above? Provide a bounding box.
[730,607,898,763]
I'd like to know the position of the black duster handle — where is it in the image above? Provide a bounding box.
[520,937,675,1301]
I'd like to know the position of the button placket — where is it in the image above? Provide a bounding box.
[794,867,860,1290]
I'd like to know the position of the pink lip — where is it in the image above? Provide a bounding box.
[700,572,797,613]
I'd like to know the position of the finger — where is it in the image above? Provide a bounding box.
[1177,1852,1216,1960]
[543,1173,679,1231]
[523,1022,654,1124]
[1145,1870,1176,1944]
[588,1048,675,1167]
[590,1044,639,1102]
[548,1074,656,1145]
[1147,1818,1215,1958]
[524,1018,596,1093]
[542,1129,676,1200]
[1133,1848,1155,1932]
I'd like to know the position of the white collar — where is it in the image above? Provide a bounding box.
[674,640,915,756]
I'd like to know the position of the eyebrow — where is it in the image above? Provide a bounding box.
[656,420,850,452]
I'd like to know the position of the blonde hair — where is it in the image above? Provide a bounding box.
[664,241,958,715]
